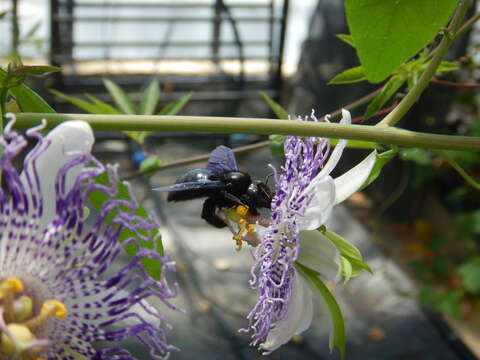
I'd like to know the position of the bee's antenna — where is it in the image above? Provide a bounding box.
[265,172,274,185]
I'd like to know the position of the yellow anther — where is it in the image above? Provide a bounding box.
[232,219,249,252]
[25,300,67,330]
[247,224,255,233]
[41,300,68,319]
[0,277,24,299]
[233,236,243,252]
[235,205,249,216]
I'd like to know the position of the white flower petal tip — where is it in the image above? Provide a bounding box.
[340,109,352,125]
[47,120,94,151]
[259,271,313,353]
[300,177,335,231]
[334,150,377,204]
[21,120,95,227]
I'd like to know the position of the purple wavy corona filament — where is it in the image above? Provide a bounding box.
[0,116,179,359]
[243,114,330,350]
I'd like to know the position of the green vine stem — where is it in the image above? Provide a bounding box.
[377,0,472,127]
[14,112,480,152]
[436,150,480,190]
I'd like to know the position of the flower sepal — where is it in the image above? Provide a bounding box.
[296,262,346,359]
[318,226,372,284]
[357,148,397,193]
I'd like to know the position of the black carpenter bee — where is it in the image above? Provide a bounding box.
[154,146,272,228]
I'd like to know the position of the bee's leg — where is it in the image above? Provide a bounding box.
[219,191,246,207]
[201,198,227,228]
[239,194,259,215]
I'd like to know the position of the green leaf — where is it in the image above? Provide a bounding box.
[360,148,397,190]
[419,285,462,318]
[15,65,62,77]
[364,75,405,120]
[102,78,136,114]
[0,68,54,113]
[436,290,462,318]
[89,172,164,280]
[50,89,103,114]
[329,66,366,85]
[345,0,457,83]
[259,91,289,119]
[10,85,55,113]
[297,263,345,358]
[139,79,160,115]
[400,148,431,165]
[158,92,193,115]
[419,285,438,307]
[336,34,355,47]
[139,155,164,172]
[269,135,285,156]
[458,257,480,294]
[84,94,122,114]
[468,119,480,136]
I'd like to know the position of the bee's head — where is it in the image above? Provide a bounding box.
[246,180,273,210]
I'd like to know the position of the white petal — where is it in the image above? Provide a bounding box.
[298,230,341,281]
[21,121,94,228]
[294,274,314,335]
[299,176,335,230]
[334,150,377,204]
[313,109,351,180]
[260,269,312,352]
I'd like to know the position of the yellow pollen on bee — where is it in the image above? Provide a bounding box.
[235,205,249,216]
